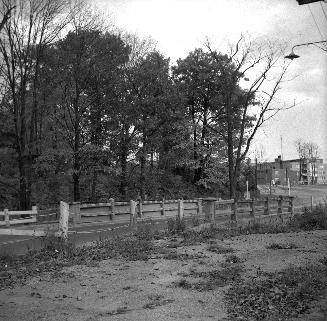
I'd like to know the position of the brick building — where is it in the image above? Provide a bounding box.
[256,155,325,186]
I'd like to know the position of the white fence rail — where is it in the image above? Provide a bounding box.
[0,206,38,227]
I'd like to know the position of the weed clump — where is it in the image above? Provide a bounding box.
[293,203,327,230]
[224,264,327,320]
[167,216,186,234]
[266,242,299,250]
[207,244,234,254]
[174,263,244,291]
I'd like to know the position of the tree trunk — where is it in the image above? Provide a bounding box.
[73,101,81,202]
[139,143,146,200]
[226,98,235,199]
[91,168,97,202]
[18,156,31,210]
[73,172,80,201]
[119,143,128,199]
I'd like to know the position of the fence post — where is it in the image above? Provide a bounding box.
[278,196,283,216]
[109,198,115,220]
[250,199,255,218]
[178,199,184,220]
[288,196,294,215]
[130,200,137,227]
[197,199,203,216]
[231,200,237,221]
[70,202,81,226]
[210,200,216,222]
[59,201,69,239]
[161,198,165,216]
[4,209,10,227]
[138,199,143,218]
[310,195,314,211]
[264,197,270,215]
[32,205,37,222]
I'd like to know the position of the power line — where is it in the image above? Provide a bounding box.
[308,4,325,40]
[320,2,327,24]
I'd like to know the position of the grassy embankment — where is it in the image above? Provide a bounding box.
[1,202,327,320]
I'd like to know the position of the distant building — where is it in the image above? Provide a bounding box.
[256,155,325,186]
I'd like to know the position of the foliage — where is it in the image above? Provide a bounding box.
[294,203,327,230]
[0,4,290,208]
[167,216,186,234]
[225,264,327,321]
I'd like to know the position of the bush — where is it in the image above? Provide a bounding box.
[167,216,186,234]
[225,264,327,320]
[294,203,327,230]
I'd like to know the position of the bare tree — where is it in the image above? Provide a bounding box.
[205,35,295,198]
[306,142,319,184]
[295,139,320,184]
[295,138,308,183]
[0,4,14,32]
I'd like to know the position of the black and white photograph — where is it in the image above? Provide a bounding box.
[0,0,326,320]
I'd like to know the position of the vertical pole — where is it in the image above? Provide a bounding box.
[288,178,290,196]
[178,199,184,220]
[231,200,237,221]
[138,199,143,218]
[209,200,215,222]
[130,200,137,227]
[278,196,283,216]
[264,197,270,215]
[59,201,69,239]
[246,181,249,199]
[109,198,115,220]
[161,198,165,216]
[311,195,314,210]
[197,199,203,216]
[4,209,10,227]
[32,205,37,222]
[288,197,294,215]
[250,199,255,218]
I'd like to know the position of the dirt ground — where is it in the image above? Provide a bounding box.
[0,229,327,321]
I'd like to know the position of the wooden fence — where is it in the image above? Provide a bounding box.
[0,202,69,238]
[0,195,314,240]
[0,206,38,227]
[69,196,297,226]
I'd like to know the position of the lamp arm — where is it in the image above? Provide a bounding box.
[292,40,327,51]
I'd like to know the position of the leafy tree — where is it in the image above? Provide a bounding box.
[0,0,71,209]
[44,28,130,201]
[124,51,176,199]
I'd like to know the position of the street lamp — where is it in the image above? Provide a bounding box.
[296,0,327,4]
[285,40,327,59]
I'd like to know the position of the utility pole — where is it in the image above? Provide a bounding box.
[255,158,258,190]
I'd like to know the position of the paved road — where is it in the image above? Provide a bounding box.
[0,220,143,255]
[0,214,232,255]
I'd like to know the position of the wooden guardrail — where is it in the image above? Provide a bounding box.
[0,202,69,239]
[0,206,38,227]
[70,198,202,226]
[0,196,300,240]
[69,196,296,227]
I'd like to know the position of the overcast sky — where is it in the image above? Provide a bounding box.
[96,0,327,161]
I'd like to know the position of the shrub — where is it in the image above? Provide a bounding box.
[293,203,327,230]
[167,216,186,234]
[225,264,327,320]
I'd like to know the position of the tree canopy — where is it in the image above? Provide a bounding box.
[0,2,292,208]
